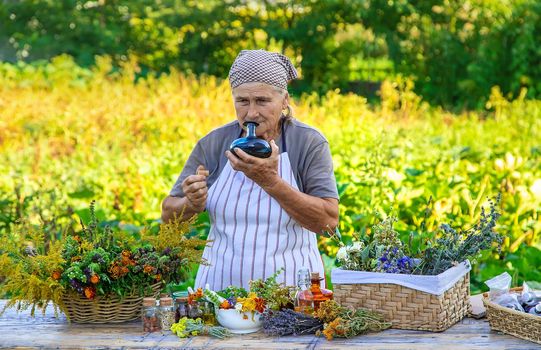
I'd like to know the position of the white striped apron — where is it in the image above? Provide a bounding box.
[194,126,326,290]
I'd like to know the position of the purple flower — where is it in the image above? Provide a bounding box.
[84,267,92,278]
[376,248,415,274]
[70,279,82,290]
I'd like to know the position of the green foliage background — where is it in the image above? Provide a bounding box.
[0,0,540,294]
[0,57,540,293]
[1,0,540,107]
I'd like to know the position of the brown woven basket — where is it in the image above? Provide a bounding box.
[333,273,470,332]
[483,287,541,345]
[61,282,163,323]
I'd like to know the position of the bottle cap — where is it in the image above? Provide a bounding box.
[160,297,173,306]
[311,272,322,281]
[172,290,190,300]
[143,297,157,307]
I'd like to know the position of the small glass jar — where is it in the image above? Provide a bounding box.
[159,297,175,331]
[174,296,189,323]
[201,300,216,325]
[188,300,203,319]
[142,297,161,332]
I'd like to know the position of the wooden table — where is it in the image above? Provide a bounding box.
[1,300,539,350]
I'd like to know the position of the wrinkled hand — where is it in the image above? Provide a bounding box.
[225,140,281,190]
[181,165,208,212]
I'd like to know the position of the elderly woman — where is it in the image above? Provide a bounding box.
[162,49,339,290]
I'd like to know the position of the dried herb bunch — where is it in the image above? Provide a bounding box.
[336,215,416,274]
[262,309,324,336]
[336,195,503,276]
[417,195,502,275]
[249,268,296,310]
[314,300,391,340]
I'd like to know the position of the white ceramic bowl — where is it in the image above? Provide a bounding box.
[216,309,262,334]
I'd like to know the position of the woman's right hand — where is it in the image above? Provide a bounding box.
[181,165,209,212]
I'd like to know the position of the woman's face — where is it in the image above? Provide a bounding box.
[232,82,289,141]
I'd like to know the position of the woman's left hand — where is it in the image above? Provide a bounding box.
[225,140,281,190]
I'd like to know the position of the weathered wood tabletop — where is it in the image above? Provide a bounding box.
[1,300,539,350]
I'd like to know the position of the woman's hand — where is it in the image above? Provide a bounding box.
[181,165,208,212]
[225,140,280,190]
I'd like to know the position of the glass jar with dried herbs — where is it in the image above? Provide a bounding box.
[142,297,161,332]
[159,297,176,331]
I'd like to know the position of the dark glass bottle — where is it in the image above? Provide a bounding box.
[229,121,272,158]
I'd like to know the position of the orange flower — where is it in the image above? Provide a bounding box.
[90,274,100,284]
[154,274,162,282]
[322,317,345,340]
[254,297,265,313]
[51,270,62,280]
[73,235,80,242]
[120,251,136,266]
[108,263,123,279]
[188,288,204,305]
[84,286,96,299]
[121,266,129,274]
[143,265,153,274]
[322,327,334,340]
[220,300,231,309]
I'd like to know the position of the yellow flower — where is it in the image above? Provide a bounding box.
[236,292,258,312]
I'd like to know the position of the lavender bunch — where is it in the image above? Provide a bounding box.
[262,309,323,336]
[417,195,503,275]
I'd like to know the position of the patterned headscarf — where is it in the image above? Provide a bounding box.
[228,49,298,89]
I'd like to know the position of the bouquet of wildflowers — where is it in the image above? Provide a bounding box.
[335,196,502,276]
[0,201,207,316]
[335,215,418,274]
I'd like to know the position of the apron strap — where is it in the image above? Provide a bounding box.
[281,117,287,153]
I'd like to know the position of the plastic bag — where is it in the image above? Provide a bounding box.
[485,272,512,301]
[493,293,525,312]
[520,281,541,312]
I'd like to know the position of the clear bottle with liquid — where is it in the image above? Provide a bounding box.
[295,267,314,314]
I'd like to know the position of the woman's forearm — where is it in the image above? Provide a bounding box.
[262,178,339,234]
[161,195,202,223]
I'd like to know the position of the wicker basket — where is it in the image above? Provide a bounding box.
[61,282,163,323]
[483,287,541,345]
[333,273,471,332]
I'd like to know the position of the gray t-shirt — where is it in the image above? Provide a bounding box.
[169,118,339,200]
